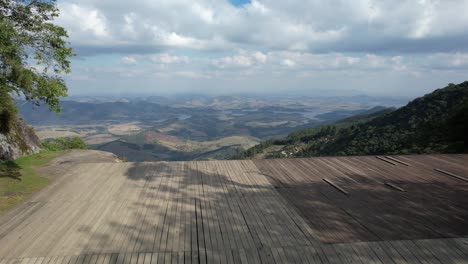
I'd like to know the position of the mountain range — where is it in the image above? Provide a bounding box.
[234,81,468,159]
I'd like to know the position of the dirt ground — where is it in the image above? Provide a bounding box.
[35,149,122,178]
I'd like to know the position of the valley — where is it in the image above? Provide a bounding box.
[19,94,406,161]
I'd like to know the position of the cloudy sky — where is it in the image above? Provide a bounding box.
[56,0,468,97]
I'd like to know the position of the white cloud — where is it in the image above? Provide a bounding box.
[151,54,190,64]
[254,52,267,63]
[423,53,468,69]
[214,53,255,68]
[192,3,215,24]
[163,32,200,48]
[174,71,212,79]
[57,3,109,42]
[121,56,137,65]
[57,0,468,54]
[281,59,296,67]
[58,1,468,96]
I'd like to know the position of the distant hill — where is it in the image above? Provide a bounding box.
[234,81,468,159]
[17,100,190,125]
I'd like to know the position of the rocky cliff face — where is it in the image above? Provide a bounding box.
[0,118,41,160]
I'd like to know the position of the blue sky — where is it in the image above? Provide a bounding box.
[229,0,250,7]
[54,0,468,97]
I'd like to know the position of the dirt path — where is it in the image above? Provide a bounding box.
[35,150,121,178]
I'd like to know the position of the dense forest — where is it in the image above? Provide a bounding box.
[233,81,468,159]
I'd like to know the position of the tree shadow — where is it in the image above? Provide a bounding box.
[72,160,324,263]
[66,155,468,263]
[0,160,22,180]
[253,156,468,244]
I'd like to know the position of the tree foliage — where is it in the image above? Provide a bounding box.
[42,136,87,151]
[0,0,73,132]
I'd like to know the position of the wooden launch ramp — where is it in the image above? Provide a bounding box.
[1,154,467,263]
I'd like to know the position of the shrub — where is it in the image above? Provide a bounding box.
[42,137,87,151]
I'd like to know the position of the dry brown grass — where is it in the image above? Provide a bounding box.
[108,122,142,135]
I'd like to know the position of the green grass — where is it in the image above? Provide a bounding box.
[0,150,65,214]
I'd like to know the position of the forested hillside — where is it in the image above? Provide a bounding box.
[234,82,468,159]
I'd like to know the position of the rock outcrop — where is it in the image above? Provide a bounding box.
[0,118,41,160]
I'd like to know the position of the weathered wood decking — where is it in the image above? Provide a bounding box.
[0,155,467,263]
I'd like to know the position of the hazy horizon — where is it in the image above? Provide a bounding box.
[64,90,412,101]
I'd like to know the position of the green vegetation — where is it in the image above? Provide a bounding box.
[0,135,87,214]
[0,150,64,214]
[0,92,17,134]
[1,0,73,134]
[42,136,87,151]
[235,82,468,159]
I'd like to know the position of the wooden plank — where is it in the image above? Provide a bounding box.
[149,254,158,264]
[434,168,468,182]
[258,247,277,264]
[388,241,422,264]
[431,240,463,263]
[60,257,72,264]
[446,239,468,259]
[28,258,39,264]
[302,246,325,264]
[152,195,170,252]
[195,199,207,264]
[95,255,107,264]
[276,247,294,263]
[375,242,406,264]
[384,182,406,192]
[332,244,361,264]
[375,156,397,166]
[89,255,99,264]
[222,163,265,247]
[211,163,236,252]
[410,240,444,264]
[321,244,343,263]
[190,200,198,260]
[217,162,257,249]
[2,156,468,262]
[366,242,396,264]
[156,253,164,264]
[82,255,93,264]
[172,197,182,252]
[109,255,118,264]
[231,250,242,264]
[143,254,151,264]
[269,248,284,264]
[129,253,139,264]
[136,164,165,253]
[295,247,314,264]
[323,178,349,196]
[75,255,86,264]
[100,255,110,264]
[37,258,48,264]
[163,253,170,264]
[385,156,410,166]
[351,243,383,264]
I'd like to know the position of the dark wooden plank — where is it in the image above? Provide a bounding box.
[385,156,409,166]
[375,156,397,166]
[384,182,406,192]
[434,168,468,182]
[323,178,349,196]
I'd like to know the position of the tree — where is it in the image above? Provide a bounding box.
[0,0,73,131]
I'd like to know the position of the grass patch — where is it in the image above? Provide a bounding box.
[0,150,65,214]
